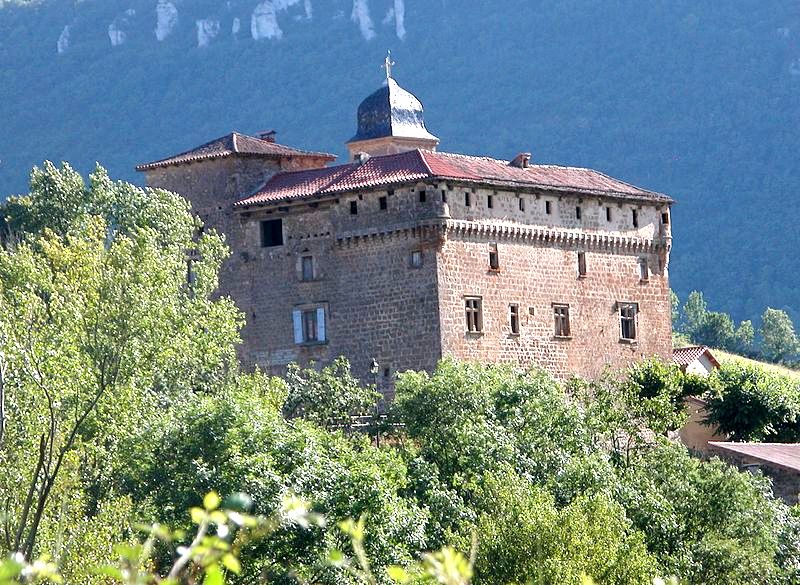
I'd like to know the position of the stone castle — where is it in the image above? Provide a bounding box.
[137,68,674,393]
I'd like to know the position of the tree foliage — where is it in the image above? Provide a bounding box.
[0,162,241,565]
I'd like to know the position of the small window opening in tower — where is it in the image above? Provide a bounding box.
[577,252,587,277]
[639,257,649,281]
[441,190,447,203]
[509,304,520,335]
[519,197,526,212]
[576,206,582,220]
[419,190,427,203]
[545,200,552,214]
[632,209,639,228]
[465,192,471,207]
[606,207,612,222]
[350,201,358,215]
[488,194,494,209]
[379,196,388,210]
[260,219,283,247]
[661,211,669,225]
[488,242,500,271]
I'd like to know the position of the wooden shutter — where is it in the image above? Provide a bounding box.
[316,307,326,341]
[292,310,303,344]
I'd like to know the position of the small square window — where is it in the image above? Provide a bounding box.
[577,252,587,277]
[488,194,494,209]
[509,304,520,335]
[465,297,483,333]
[410,250,423,268]
[419,190,427,203]
[606,207,612,222]
[260,219,283,247]
[350,201,358,215]
[301,255,314,281]
[632,209,639,228]
[545,200,552,215]
[619,302,638,341]
[576,206,582,220]
[553,304,571,338]
[488,242,500,271]
[379,196,388,210]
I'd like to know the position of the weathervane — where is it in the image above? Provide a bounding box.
[383,50,395,80]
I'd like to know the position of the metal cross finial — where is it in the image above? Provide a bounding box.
[383,50,395,80]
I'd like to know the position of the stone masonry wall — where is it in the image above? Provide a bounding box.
[432,184,672,379]
[436,235,672,379]
[238,186,444,396]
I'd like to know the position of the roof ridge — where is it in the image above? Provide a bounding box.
[417,149,436,175]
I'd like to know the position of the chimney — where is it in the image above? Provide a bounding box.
[257,130,277,143]
[510,152,531,169]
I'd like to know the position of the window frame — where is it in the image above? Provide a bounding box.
[638,257,649,282]
[300,254,315,282]
[488,242,500,271]
[379,195,388,210]
[464,296,483,334]
[509,303,520,336]
[577,251,587,278]
[409,250,423,268]
[553,303,571,338]
[619,302,638,342]
[260,219,284,248]
[293,304,328,345]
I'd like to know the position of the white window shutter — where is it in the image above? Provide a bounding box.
[292,310,303,344]
[316,307,326,341]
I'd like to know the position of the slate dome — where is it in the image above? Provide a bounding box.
[349,77,439,143]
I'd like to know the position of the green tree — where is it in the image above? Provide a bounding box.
[760,308,798,364]
[703,362,800,442]
[0,162,241,563]
[283,357,380,430]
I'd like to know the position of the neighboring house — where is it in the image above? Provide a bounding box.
[674,345,725,452]
[708,442,800,505]
[137,70,675,394]
[673,345,721,376]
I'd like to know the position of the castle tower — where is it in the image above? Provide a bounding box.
[346,64,439,159]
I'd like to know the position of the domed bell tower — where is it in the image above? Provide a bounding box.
[346,53,440,160]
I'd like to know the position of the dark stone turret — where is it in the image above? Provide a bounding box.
[346,77,439,159]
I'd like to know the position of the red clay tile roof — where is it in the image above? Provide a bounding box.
[236,149,671,207]
[673,345,721,369]
[709,442,800,474]
[136,132,335,171]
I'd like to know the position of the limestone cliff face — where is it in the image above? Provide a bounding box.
[45,0,408,50]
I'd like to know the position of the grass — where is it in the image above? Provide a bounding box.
[710,349,800,380]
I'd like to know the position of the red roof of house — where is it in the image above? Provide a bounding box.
[672,345,721,369]
[709,442,800,474]
[136,132,335,171]
[235,149,671,207]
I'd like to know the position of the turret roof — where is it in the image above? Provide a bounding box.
[348,78,439,144]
